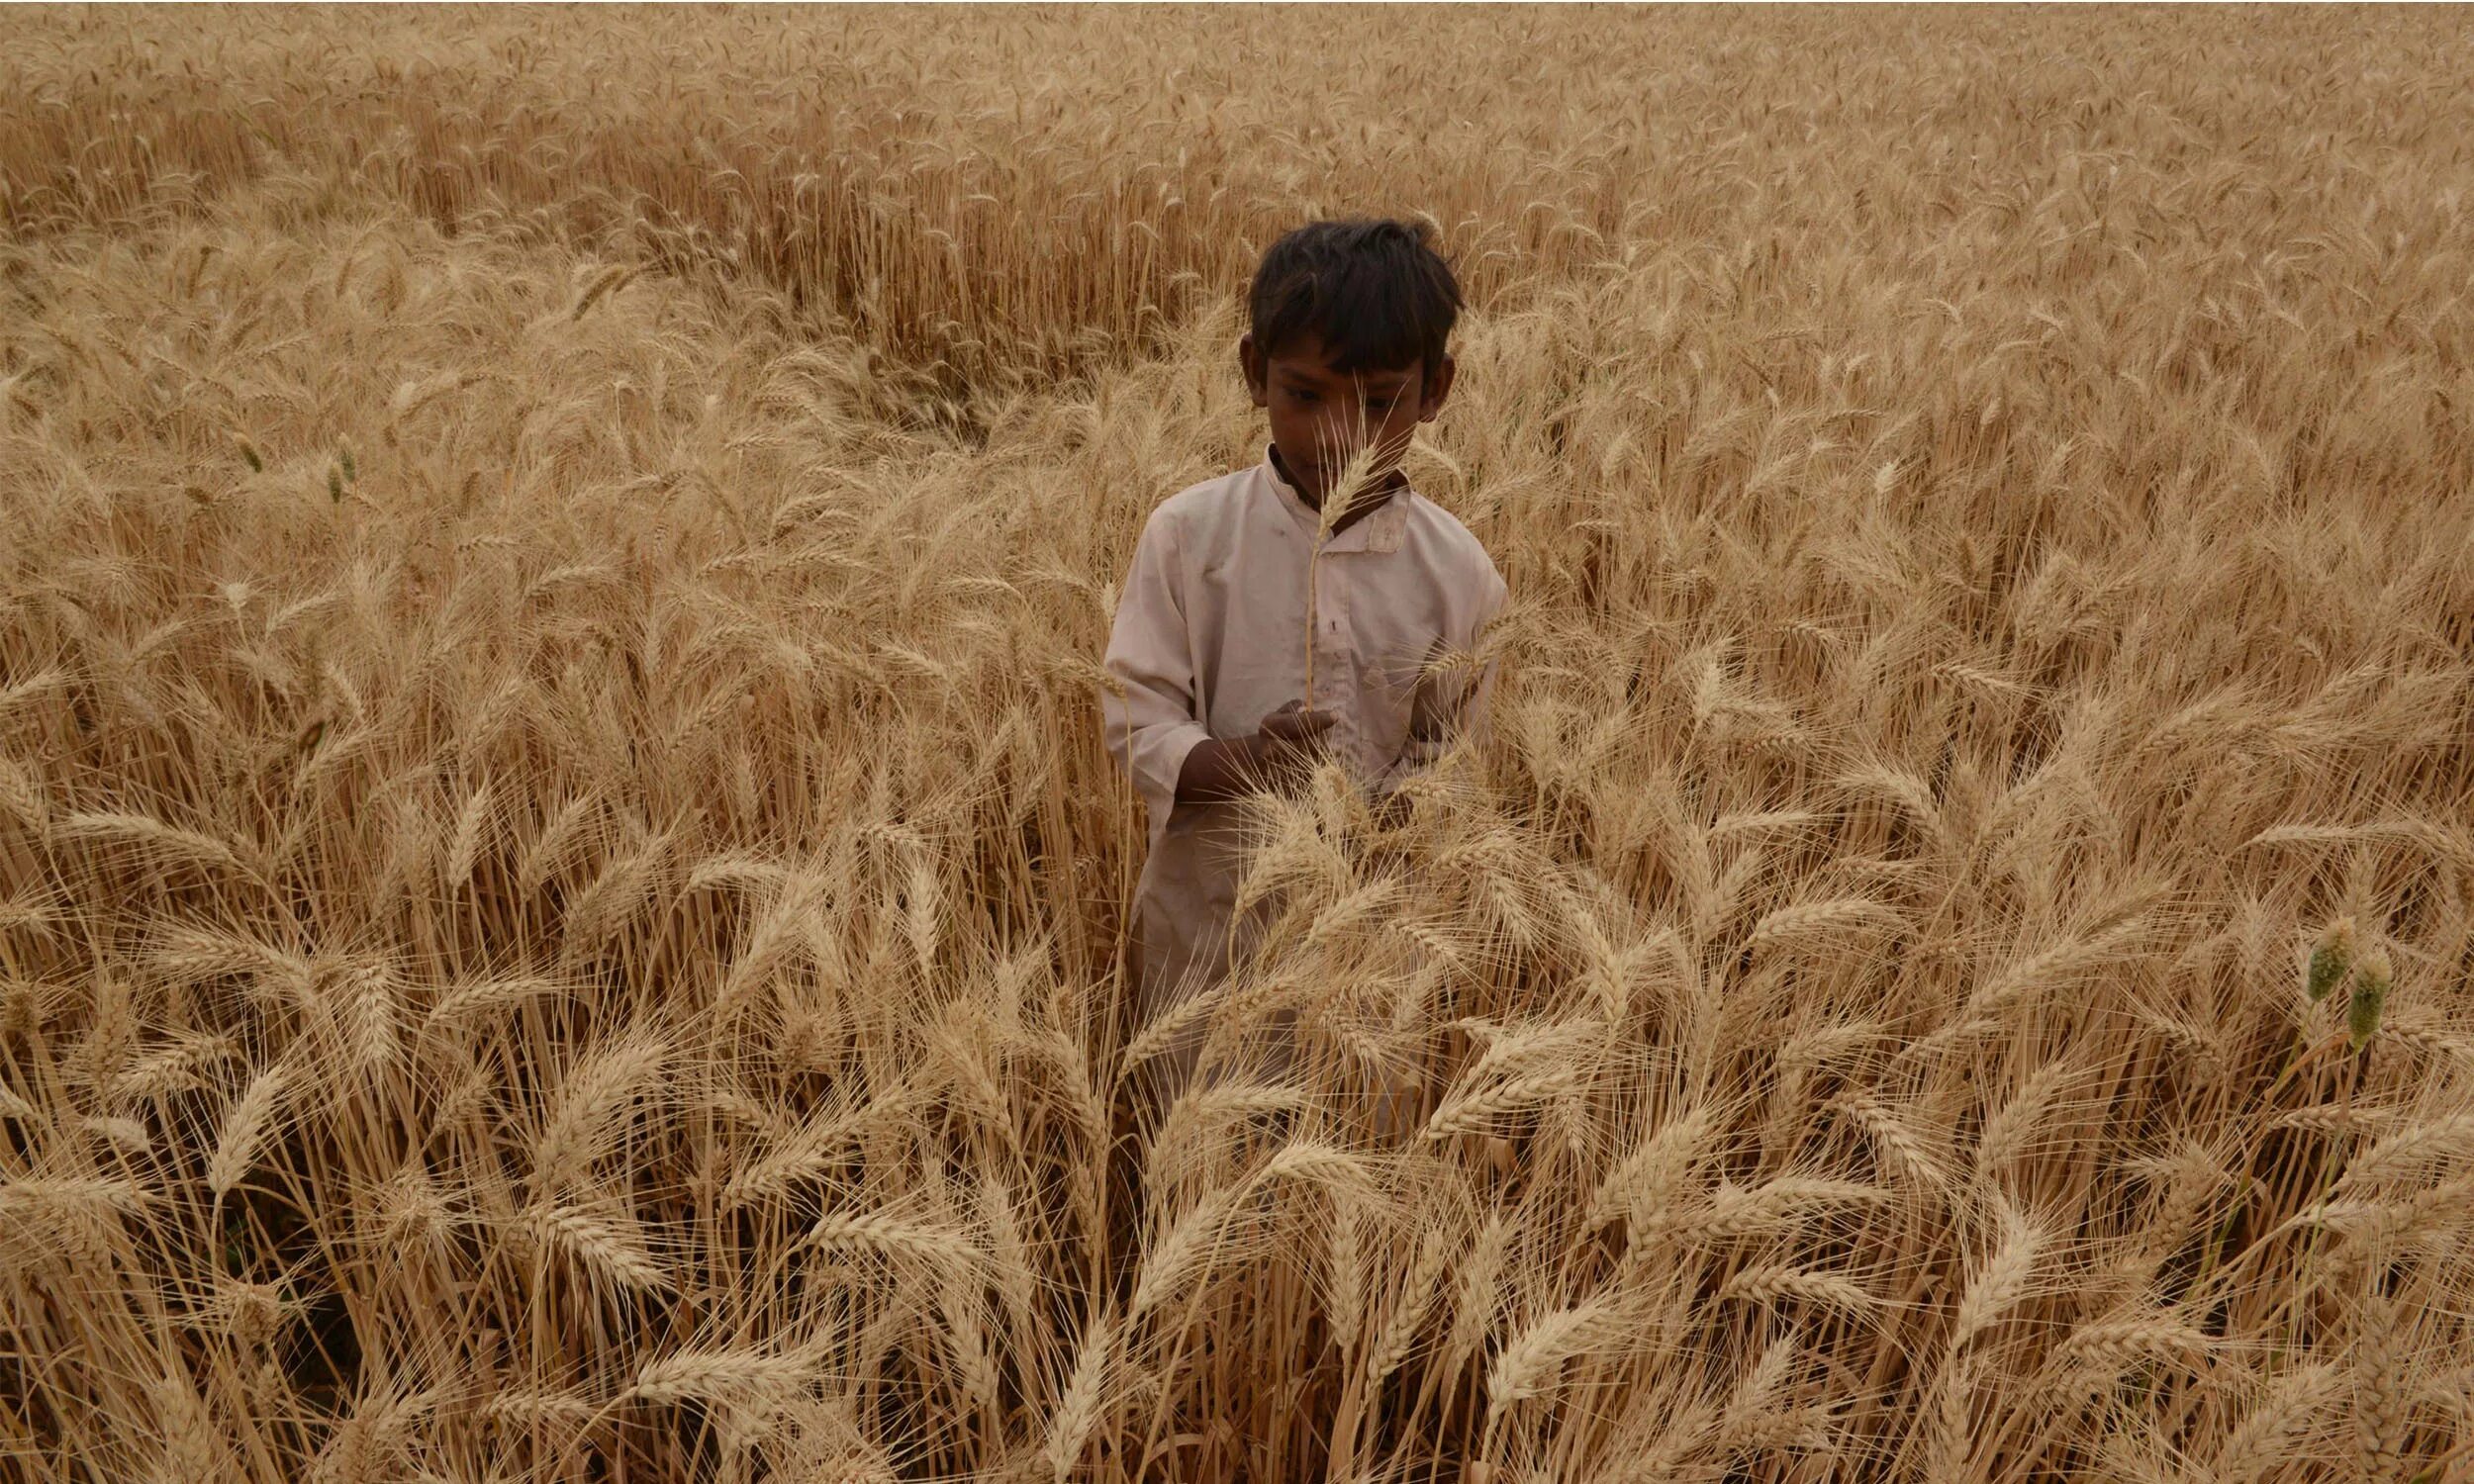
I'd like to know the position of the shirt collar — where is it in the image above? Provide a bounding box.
[1260,443,1409,554]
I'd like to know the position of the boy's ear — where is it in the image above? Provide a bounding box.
[1238,334,1270,409]
[1418,353,1457,421]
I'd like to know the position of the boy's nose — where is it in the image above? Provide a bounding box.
[1318,418,1399,459]
[1317,412,1383,451]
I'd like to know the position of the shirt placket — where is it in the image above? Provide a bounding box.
[1312,566,1361,765]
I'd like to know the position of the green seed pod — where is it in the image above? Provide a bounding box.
[328,465,343,504]
[2306,916,2354,1001]
[237,435,262,473]
[2346,950,2390,1054]
[339,444,356,483]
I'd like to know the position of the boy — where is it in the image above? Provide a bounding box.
[1101,217,1509,1104]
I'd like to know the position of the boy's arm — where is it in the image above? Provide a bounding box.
[1101,513,1214,854]
[1103,516,1339,843]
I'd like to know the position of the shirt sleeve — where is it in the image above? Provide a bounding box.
[1376,547,1509,796]
[1100,508,1213,855]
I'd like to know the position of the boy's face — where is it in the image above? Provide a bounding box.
[1240,330,1454,509]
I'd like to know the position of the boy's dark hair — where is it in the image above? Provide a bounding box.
[1248,218,1463,388]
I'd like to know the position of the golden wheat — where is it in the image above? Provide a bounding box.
[1,5,2470,1481]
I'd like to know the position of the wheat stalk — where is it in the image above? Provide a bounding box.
[1300,402,1389,706]
[808,1209,982,1273]
[207,1066,290,1199]
[516,1202,672,1293]
[1717,1264,1880,1317]
[1951,1206,2045,1347]
[626,1346,813,1406]
[1484,1298,1629,1422]
[530,1030,670,1195]
[1043,1310,1115,1481]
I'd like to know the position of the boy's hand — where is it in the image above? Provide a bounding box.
[1254,699,1334,782]
[1171,699,1331,803]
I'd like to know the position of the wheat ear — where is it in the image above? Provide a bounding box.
[1302,402,1387,705]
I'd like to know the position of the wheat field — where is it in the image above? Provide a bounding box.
[3,5,2472,1481]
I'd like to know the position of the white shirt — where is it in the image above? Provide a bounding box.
[1101,445,1508,1017]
